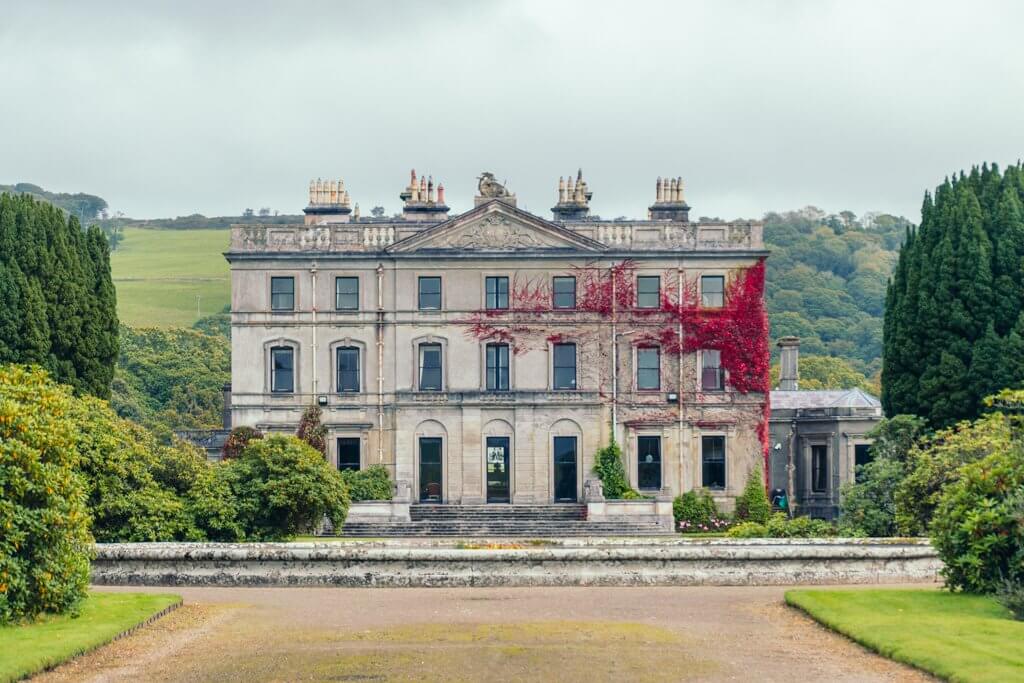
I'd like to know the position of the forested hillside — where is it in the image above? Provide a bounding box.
[765,207,911,383]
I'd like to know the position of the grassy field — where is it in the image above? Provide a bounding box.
[0,592,180,682]
[786,589,1024,683]
[110,227,230,327]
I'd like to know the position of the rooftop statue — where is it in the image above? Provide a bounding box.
[477,171,511,198]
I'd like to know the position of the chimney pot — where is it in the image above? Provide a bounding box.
[777,336,800,391]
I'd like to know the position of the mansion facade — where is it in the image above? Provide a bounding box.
[226,171,769,508]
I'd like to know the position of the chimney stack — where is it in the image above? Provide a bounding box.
[777,336,800,390]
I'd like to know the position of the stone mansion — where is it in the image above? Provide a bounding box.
[226,171,770,509]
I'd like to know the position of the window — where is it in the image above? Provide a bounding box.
[701,435,725,488]
[701,275,724,308]
[418,343,442,391]
[271,276,295,311]
[335,277,359,311]
[418,276,441,310]
[637,436,662,490]
[486,343,510,391]
[270,346,294,393]
[637,347,660,390]
[336,347,360,393]
[812,445,829,492]
[854,444,872,484]
[552,343,577,390]
[485,276,509,310]
[701,350,724,391]
[637,276,660,308]
[553,276,576,309]
[419,437,443,502]
[337,438,360,472]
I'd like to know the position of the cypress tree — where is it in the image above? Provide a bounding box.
[882,163,1024,427]
[0,192,118,397]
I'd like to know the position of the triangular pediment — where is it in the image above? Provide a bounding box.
[387,200,606,254]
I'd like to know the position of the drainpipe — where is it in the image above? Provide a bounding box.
[787,420,797,517]
[311,263,318,397]
[610,266,617,443]
[376,263,385,465]
[677,267,684,490]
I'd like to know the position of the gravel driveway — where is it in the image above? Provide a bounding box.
[38,585,934,682]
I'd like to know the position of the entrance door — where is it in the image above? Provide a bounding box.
[486,436,510,503]
[419,437,443,503]
[553,436,578,502]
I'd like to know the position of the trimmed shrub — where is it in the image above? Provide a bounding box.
[931,447,1024,593]
[997,579,1024,620]
[734,464,772,523]
[726,513,836,538]
[727,521,768,538]
[593,440,637,499]
[221,426,263,460]
[0,365,92,624]
[340,465,393,502]
[229,435,350,540]
[673,490,729,532]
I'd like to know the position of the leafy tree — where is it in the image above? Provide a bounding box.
[769,354,877,394]
[0,365,92,624]
[839,458,903,536]
[340,465,394,502]
[228,435,349,540]
[296,405,328,455]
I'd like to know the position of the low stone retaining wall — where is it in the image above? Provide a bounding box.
[92,539,941,588]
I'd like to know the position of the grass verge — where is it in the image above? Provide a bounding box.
[785,589,1024,683]
[0,592,181,682]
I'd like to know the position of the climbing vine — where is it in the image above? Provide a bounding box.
[458,259,771,472]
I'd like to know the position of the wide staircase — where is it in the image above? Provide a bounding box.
[339,504,672,537]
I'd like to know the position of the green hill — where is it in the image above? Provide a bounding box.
[110,227,230,327]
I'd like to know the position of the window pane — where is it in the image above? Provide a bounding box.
[637,348,660,390]
[419,344,442,390]
[812,445,828,492]
[485,276,509,310]
[337,347,360,392]
[336,277,359,310]
[486,344,509,391]
[637,276,660,308]
[271,277,295,311]
[701,435,725,488]
[637,436,662,490]
[553,277,576,309]
[701,276,724,307]
[418,277,441,310]
[337,438,360,472]
[701,350,723,391]
[553,343,576,390]
[271,347,294,393]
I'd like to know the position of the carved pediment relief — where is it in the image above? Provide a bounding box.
[388,202,605,253]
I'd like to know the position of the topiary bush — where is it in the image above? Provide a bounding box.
[340,465,393,502]
[930,447,1024,594]
[593,440,639,499]
[734,464,772,523]
[0,365,92,624]
[673,490,729,533]
[221,426,263,460]
[228,435,350,540]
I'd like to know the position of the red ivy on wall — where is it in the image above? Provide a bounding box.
[458,259,771,473]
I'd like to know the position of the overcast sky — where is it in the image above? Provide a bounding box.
[2,1,1023,222]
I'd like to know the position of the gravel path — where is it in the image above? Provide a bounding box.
[38,585,934,682]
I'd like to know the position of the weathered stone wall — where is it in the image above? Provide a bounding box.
[92,540,941,588]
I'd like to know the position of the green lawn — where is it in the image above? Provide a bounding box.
[0,592,181,682]
[786,589,1024,683]
[110,227,230,327]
